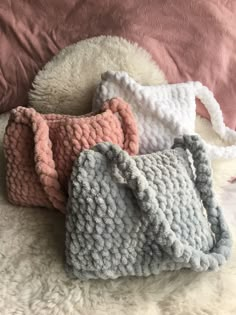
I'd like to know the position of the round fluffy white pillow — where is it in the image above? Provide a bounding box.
[29,35,166,115]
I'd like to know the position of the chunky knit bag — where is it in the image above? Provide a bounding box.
[93,71,236,158]
[4,98,138,212]
[66,135,232,280]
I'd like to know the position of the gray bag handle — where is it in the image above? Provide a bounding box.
[93,135,232,271]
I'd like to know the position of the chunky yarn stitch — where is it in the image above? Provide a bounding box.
[92,71,236,158]
[4,98,139,212]
[65,135,232,280]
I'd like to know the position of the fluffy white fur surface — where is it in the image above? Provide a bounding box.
[29,36,166,115]
[0,112,236,315]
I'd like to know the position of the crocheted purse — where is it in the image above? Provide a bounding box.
[93,71,236,158]
[65,135,232,280]
[4,98,138,213]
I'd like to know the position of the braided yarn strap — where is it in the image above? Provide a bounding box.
[10,107,66,212]
[102,97,139,155]
[173,136,232,262]
[193,83,236,159]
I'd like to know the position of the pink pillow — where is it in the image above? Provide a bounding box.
[3,98,139,213]
[1,1,236,130]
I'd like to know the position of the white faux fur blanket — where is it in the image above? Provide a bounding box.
[0,112,236,315]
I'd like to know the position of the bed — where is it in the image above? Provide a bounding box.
[1,1,236,314]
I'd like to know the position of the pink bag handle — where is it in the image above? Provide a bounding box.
[10,107,67,212]
[102,98,139,155]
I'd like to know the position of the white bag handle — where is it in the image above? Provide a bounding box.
[194,83,236,159]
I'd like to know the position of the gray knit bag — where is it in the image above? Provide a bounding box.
[65,135,232,280]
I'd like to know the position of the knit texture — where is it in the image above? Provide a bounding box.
[93,71,236,158]
[65,135,232,280]
[4,98,139,213]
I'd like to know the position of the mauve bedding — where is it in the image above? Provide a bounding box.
[0,0,236,129]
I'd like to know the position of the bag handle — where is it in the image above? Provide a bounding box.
[194,83,236,159]
[10,107,66,212]
[101,98,139,155]
[93,136,231,271]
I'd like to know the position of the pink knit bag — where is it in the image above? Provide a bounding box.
[4,98,139,213]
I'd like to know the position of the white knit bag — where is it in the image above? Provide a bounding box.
[93,71,236,158]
